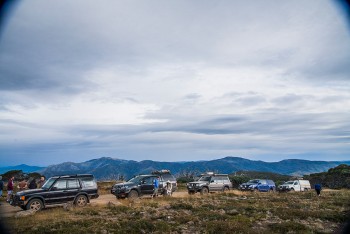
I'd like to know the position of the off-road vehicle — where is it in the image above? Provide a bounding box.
[239,179,276,192]
[278,179,311,192]
[111,169,177,199]
[10,174,99,211]
[186,172,232,195]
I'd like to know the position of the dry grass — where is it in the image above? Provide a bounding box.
[3,189,350,233]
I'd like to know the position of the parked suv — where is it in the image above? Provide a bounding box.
[111,169,177,199]
[278,180,311,192]
[10,174,99,211]
[186,173,232,195]
[239,179,276,192]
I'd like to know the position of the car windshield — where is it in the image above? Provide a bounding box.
[42,177,56,189]
[248,180,260,184]
[285,181,294,185]
[198,176,210,181]
[128,176,144,183]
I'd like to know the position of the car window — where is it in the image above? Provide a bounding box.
[199,176,210,181]
[260,180,267,185]
[248,180,259,184]
[67,179,80,188]
[221,176,229,182]
[294,181,299,185]
[213,176,222,183]
[42,177,56,189]
[142,177,155,185]
[80,177,97,188]
[161,174,175,181]
[54,179,67,189]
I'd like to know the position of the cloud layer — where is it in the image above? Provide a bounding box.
[0,0,349,165]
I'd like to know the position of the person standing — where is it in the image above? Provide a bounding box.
[153,177,159,198]
[38,176,46,188]
[6,176,14,202]
[18,179,28,191]
[165,180,173,196]
[28,178,37,189]
[0,176,4,203]
[315,183,322,197]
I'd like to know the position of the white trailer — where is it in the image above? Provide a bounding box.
[279,180,311,192]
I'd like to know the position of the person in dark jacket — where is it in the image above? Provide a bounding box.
[315,184,322,196]
[28,178,37,189]
[0,176,3,205]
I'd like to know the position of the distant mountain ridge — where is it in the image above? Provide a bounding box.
[0,164,45,174]
[39,156,350,180]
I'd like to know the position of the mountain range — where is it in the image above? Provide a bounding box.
[37,157,350,180]
[0,164,45,174]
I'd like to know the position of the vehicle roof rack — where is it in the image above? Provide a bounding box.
[151,169,171,174]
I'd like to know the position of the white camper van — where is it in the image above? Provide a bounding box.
[279,180,311,192]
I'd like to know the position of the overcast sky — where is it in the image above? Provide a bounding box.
[0,0,349,166]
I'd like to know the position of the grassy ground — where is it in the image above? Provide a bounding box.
[3,189,350,233]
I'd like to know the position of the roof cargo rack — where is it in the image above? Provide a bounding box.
[151,169,171,174]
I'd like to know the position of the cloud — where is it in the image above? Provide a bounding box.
[0,0,349,165]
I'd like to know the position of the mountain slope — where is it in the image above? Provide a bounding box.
[39,157,350,180]
[0,164,45,174]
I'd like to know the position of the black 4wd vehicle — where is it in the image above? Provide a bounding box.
[10,174,99,211]
[187,173,232,195]
[111,170,177,199]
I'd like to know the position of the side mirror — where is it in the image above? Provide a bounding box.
[211,180,214,183]
[258,183,261,185]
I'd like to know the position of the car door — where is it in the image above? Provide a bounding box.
[66,178,81,202]
[258,180,268,191]
[209,176,222,191]
[293,181,301,191]
[46,179,69,204]
[140,176,155,195]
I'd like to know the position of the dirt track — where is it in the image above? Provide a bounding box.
[0,192,184,218]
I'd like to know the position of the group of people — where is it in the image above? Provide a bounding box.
[0,176,46,203]
[152,177,173,198]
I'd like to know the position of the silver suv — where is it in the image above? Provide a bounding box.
[187,173,232,195]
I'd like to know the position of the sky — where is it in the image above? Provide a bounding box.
[0,0,350,166]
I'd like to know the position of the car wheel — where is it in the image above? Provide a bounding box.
[26,199,43,211]
[200,187,209,195]
[223,186,229,192]
[290,188,295,192]
[304,188,308,192]
[75,195,88,207]
[128,190,139,200]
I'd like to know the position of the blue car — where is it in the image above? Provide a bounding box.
[239,179,276,192]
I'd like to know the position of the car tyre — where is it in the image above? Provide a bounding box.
[26,199,43,211]
[223,186,229,192]
[75,195,88,207]
[128,190,139,200]
[200,187,209,195]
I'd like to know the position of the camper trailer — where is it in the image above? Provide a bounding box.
[279,180,311,192]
